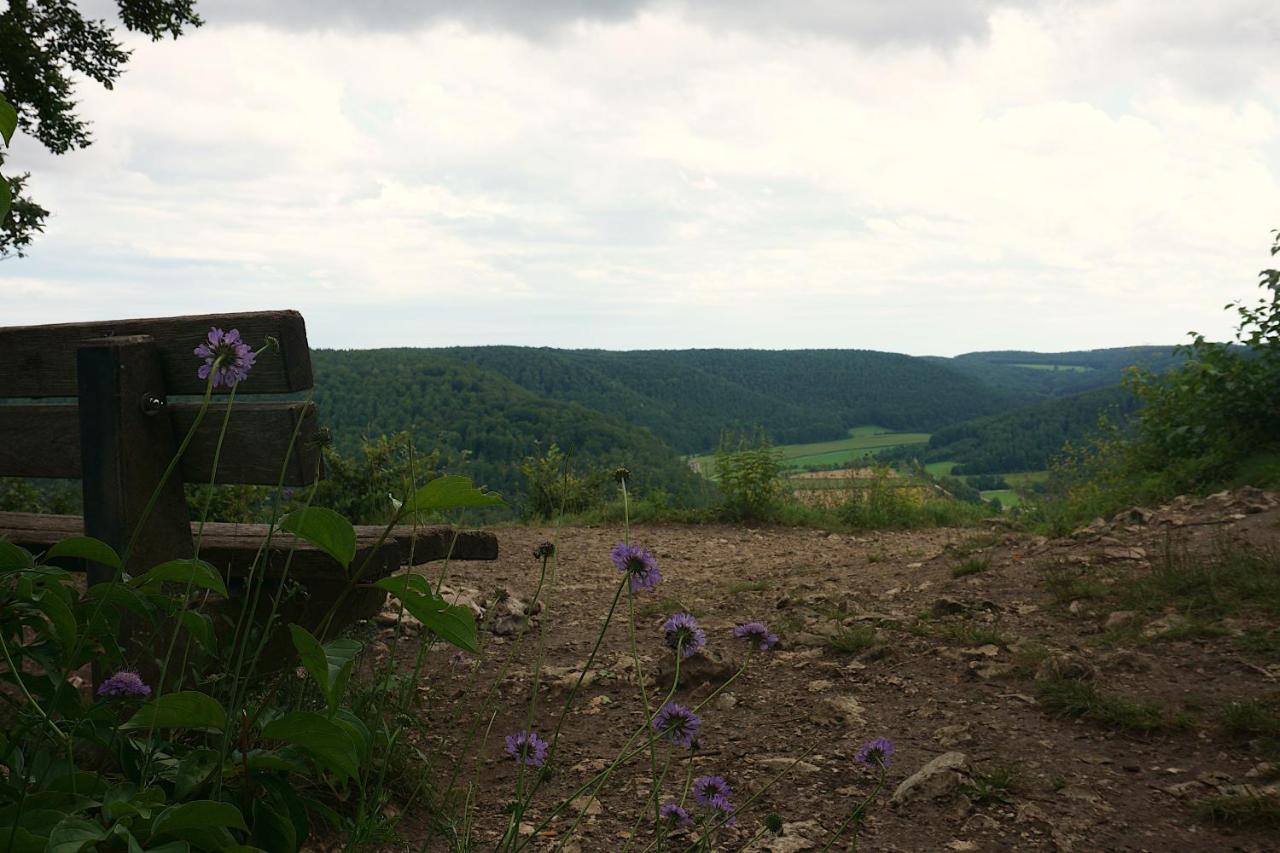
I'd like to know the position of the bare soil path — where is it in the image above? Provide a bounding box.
[369,489,1280,852]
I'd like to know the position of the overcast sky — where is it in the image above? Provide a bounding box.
[3,0,1278,354]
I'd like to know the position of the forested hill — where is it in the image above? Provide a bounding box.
[934,346,1180,400]
[441,347,1015,452]
[881,385,1143,475]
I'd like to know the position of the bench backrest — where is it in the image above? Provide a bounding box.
[0,310,323,577]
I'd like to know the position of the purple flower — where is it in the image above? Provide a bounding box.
[662,613,706,658]
[855,737,895,769]
[692,775,731,807]
[504,730,549,767]
[659,802,693,827]
[96,671,151,700]
[652,702,702,749]
[734,622,779,651]
[194,327,257,388]
[705,794,737,827]
[610,543,661,592]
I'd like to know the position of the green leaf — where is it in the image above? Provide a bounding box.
[249,800,296,853]
[173,749,220,800]
[132,559,227,597]
[45,537,123,571]
[150,800,248,839]
[279,507,356,569]
[0,540,35,571]
[0,176,11,223]
[176,611,216,655]
[0,95,15,145]
[331,709,371,764]
[34,592,77,661]
[122,692,226,733]
[45,815,108,853]
[401,475,504,516]
[375,575,479,652]
[1,826,48,853]
[260,712,359,781]
[288,625,360,713]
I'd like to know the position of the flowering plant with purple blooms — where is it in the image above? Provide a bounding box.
[734,621,779,651]
[705,793,737,827]
[855,736,895,769]
[659,802,693,827]
[610,542,661,592]
[95,670,151,699]
[194,327,257,388]
[505,730,550,767]
[692,774,731,807]
[662,612,706,658]
[652,701,701,749]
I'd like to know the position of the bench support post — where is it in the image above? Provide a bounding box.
[77,336,194,582]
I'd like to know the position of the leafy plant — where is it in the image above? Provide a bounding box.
[714,429,783,521]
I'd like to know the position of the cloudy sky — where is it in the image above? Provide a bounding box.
[3,0,1278,354]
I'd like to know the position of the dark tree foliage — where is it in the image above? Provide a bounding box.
[934,346,1183,401]
[0,0,201,257]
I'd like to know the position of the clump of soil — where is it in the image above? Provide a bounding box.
[366,488,1280,852]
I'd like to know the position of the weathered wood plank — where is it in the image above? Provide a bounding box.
[0,310,312,397]
[0,512,499,579]
[0,401,322,484]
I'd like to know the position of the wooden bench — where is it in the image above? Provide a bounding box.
[0,310,497,641]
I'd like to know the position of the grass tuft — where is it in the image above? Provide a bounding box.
[827,624,879,654]
[1194,793,1280,829]
[1036,677,1188,734]
[962,764,1023,806]
[951,557,990,578]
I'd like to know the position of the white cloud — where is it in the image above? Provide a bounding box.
[2,1,1277,354]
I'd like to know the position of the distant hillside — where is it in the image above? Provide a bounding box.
[935,347,1181,401]
[882,385,1142,475]
[445,347,1016,452]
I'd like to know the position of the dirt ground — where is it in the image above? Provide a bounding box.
[368,489,1280,852]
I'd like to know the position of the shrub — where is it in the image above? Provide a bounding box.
[713,429,784,521]
[518,442,604,519]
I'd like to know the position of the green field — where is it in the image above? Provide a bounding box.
[1003,470,1050,488]
[981,489,1022,509]
[925,461,958,476]
[691,426,930,473]
[1010,363,1094,372]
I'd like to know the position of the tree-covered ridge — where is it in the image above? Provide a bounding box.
[936,346,1182,401]
[308,349,705,505]
[443,347,1016,452]
[882,385,1141,475]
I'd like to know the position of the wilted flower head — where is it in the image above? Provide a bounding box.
[692,775,731,807]
[449,650,471,667]
[734,621,779,651]
[533,541,556,560]
[612,466,631,483]
[96,670,151,700]
[610,543,661,592]
[194,327,256,388]
[652,702,702,749]
[764,813,784,834]
[659,802,693,827]
[504,730,549,767]
[855,737,895,769]
[663,613,706,658]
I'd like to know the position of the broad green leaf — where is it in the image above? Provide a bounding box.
[288,625,360,712]
[177,611,216,655]
[401,474,504,516]
[132,559,227,597]
[0,175,9,222]
[123,691,226,733]
[150,800,248,839]
[173,749,220,800]
[250,799,296,853]
[375,575,478,652]
[34,591,77,659]
[0,540,35,571]
[0,96,15,145]
[45,537,123,571]
[46,815,108,853]
[141,844,191,853]
[1,826,47,853]
[279,507,356,569]
[331,709,371,764]
[261,712,358,781]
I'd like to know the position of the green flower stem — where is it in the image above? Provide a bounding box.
[691,651,754,714]
[818,767,887,853]
[0,631,65,742]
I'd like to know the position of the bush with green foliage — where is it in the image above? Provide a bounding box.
[713,430,784,521]
[517,442,605,519]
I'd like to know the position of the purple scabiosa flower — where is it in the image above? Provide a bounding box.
[652,702,702,749]
[96,670,151,700]
[734,621,779,651]
[855,737,895,769]
[692,775,731,807]
[662,612,706,658]
[504,730,549,767]
[705,794,737,827]
[659,802,693,827]
[610,543,661,592]
[194,327,257,388]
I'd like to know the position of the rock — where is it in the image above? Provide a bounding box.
[1103,610,1138,631]
[932,597,970,617]
[1142,614,1189,639]
[714,692,738,710]
[757,757,822,774]
[1034,653,1096,683]
[806,679,834,692]
[654,647,737,693]
[934,724,973,748]
[1103,546,1146,561]
[1072,518,1109,538]
[962,813,1000,833]
[814,695,865,727]
[1100,649,1153,673]
[1015,802,1052,826]
[891,752,972,806]
[959,644,1000,659]
[757,820,823,852]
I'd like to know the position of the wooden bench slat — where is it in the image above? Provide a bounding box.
[0,512,497,581]
[0,402,323,485]
[0,310,313,397]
